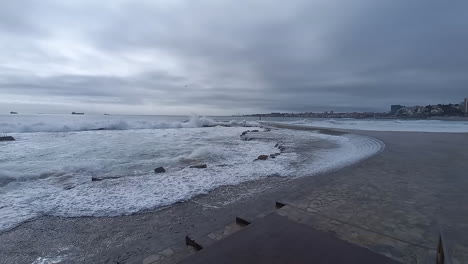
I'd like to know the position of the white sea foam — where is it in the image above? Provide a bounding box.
[0,114,255,133]
[284,118,468,132]
[32,256,66,264]
[0,116,384,232]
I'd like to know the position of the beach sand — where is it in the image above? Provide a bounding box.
[1,127,467,263]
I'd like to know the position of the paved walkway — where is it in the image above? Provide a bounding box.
[275,130,468,263]
[180,213,400,264]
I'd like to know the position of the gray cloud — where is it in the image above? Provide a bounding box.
[1,0,467,115]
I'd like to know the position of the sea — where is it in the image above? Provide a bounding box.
[1,114,467,232]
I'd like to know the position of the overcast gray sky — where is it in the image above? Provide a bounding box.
[1,0,467,115]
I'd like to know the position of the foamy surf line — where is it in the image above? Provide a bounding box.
[257,123,385,176]
[0,125,384,233]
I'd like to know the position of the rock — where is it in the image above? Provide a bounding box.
[0,136,15,141]
[92,176,120,181]
[274,143,279,148]
[241,131,248,136]
[270,154,276,158]
[190,164,207,169]
[154,167,166,173]
[257,155,268,160]
[251,130,259,132]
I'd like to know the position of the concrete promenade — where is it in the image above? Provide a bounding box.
[180,213,400,264]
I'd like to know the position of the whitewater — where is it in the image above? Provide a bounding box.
[2,114,465,233]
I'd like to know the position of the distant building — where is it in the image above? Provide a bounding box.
[390,105,404,114]
[464,98,468,113]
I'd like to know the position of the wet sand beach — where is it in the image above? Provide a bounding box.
[1,126,467,263]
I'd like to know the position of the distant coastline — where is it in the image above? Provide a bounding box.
[234,115,468,121]
[238,101,468,120]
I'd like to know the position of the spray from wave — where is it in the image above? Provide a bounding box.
[0,115,256,133]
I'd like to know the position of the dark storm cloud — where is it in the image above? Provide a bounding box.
[1,0,467,114]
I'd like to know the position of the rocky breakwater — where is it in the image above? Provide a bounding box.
[240,128,286,161]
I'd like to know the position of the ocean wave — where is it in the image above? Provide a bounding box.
[0,115,256,133]
[0,169,79,187]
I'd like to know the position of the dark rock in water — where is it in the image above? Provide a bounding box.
[190,164,207,169]
[241,131,248,136]
[270,154,276,158]
[251,130,259,132]
[0,136,15,141]
[275,153,281,156]
[92,176,121,181]
[154,167,166,173]
[274,143,279,148]
[64,185,75,190]
[257,155,269,160]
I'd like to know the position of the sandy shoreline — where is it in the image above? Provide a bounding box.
[1,126,468,263]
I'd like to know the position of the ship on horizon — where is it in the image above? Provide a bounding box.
[71,112,84,115]
[10,111,18,114]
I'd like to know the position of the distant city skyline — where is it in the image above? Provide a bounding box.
[1,1,468,115]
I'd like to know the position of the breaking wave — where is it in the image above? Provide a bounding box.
[0,115,255,133]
